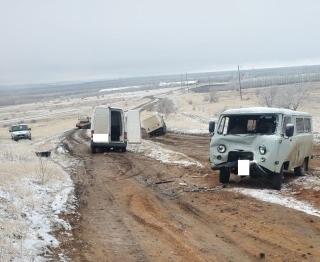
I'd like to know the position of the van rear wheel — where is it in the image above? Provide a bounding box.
[294,159,307,176]
[272,165,283,190]
[219,169,230,183]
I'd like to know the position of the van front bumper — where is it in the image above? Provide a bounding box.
[211,161,269,178]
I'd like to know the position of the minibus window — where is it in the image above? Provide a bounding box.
[247,119,256,131]
[217,117,229,135]
[256,115,277,134]
[228,117,247,134]
[304,118,311,133]
[296,118,304,133]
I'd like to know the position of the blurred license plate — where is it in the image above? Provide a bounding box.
[238,160,249,176]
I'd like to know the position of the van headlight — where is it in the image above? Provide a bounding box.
[259,145,266,155]
[217,144,226,153]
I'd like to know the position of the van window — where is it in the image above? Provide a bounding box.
[282,116,291,134]
[247,119,256,131]
[217,114,277,135]
[256,116,276,134]
[217,117,229,135]
[228,116,251,134]
[304,118,311,133]
[296,118,304,133]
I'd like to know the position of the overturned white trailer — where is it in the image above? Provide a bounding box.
[142,113,167,137]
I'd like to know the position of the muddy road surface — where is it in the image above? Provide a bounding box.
[53,129,320,262]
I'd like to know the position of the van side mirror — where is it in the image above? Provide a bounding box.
[9,130,11,132]
[285,124,294,137]
[29,128,31,131]
[209,121,215,133]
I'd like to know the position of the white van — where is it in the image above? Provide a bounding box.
[90,106,141,154]
[209,107,313,190]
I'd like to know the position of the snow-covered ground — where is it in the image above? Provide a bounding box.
[0,142,75,262]
[1,84,320,261]
[229,177,320,218]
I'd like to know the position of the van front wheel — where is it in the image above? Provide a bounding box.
[272,165,283,190]
[219,169,230,183]
[294,159,307,176]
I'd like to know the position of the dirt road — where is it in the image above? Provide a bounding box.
[52,129,320,262]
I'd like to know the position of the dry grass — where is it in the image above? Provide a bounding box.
[0,145,71,261]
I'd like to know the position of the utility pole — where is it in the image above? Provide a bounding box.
[238,65,243,100]
[186,72,189,91]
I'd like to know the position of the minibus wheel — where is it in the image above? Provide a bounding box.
[294,159,307,176]
[219,168,230,183]
[272,165,283,190]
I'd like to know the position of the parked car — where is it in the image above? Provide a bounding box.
[90,106,141,154]
[9,124,32,141]
[76,115,91,129]
[209,107,313,190]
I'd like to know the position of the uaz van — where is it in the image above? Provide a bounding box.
[90,106,141,154]
[209,107,313,190]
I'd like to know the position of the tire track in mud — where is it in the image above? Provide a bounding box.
[85,140,259,261]
[123,183,256,262]
[65,129,150,261]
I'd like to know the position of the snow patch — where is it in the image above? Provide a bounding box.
[128,139,203,167]
[228,187,320,217]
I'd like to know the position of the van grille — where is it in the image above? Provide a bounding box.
[228,151,254,162]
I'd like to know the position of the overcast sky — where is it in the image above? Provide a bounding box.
[1,0,320,86]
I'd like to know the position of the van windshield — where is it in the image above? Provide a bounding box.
[217,114,278,135]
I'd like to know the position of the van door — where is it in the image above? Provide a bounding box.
[276,115,296,172]
[92,107,110,143]
[294,117,313,167]
[126,110,141,144]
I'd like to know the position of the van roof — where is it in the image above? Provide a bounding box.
[222,107,311,117]
[94,105,122,110]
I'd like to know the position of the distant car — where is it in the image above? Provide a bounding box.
[76,115,91,129]
[9,124,32,141]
